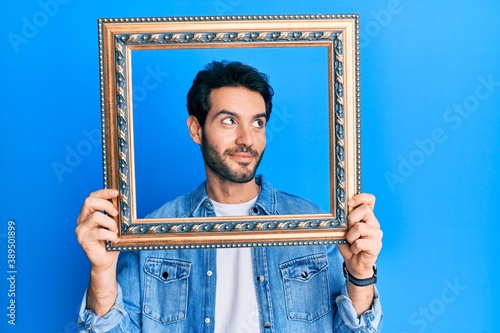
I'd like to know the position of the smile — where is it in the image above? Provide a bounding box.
[224,146,259,162]
[228,152,255,163]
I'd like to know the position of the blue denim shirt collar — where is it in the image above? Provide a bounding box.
[189,174,274,217]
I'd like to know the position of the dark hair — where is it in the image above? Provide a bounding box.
[187,61,274,127]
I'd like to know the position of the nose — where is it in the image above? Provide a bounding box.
[235,125,254,147]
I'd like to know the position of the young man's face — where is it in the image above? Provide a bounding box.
[196,86,267,184]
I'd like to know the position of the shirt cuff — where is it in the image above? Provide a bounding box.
[335,283,383,331]
[77,284,126,333]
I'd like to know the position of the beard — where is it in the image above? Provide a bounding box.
[201,132,264,184]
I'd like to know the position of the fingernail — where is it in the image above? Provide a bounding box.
[348,199,355,206]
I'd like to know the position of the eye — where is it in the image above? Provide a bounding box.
[221,117,236,125]
[252,119,265,128]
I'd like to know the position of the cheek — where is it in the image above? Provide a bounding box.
[257,132,266,148]
[204,130,226,147]
[208,135,233,154]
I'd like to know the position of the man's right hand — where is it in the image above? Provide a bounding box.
[75,189,120,316]
[76,188,120,271]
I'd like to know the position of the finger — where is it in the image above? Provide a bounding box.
[347,204,380,229]
[337,243,353,261]
[76,221,119,245]
[77,193,119,225]
[89,188,120,200]
[79,212,119,233]
[348,237,382,257]
[88,189,119,215]
[88,228,119,243]
[348,193,375,210]
[339,238,381,278]
[345,222,383,245]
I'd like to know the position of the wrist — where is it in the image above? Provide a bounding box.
[90,255,119,277]
[343,262,377,287]
[87,269,118,316]
[90,264,117,278]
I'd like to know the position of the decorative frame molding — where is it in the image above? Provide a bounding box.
[98,14,361,251]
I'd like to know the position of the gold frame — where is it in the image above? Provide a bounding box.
[98,14,361,251]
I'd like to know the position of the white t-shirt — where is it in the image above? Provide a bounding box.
[212,198,260,333]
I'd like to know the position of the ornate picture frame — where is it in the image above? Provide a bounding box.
[98,14,361,251]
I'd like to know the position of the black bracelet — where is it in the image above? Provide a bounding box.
[343,262,377,287]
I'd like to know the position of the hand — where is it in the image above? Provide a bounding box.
[75,189,120,273]
[338,193,383,279]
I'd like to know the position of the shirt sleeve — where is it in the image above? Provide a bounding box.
[77,284,126,333]
[334,283,383,332]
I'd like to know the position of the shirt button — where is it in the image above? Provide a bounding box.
[205,317,211,324]
[207,270,213,276]
[264,321,271,328]
[257,275,265,282]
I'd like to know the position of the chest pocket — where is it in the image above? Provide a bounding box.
[143,258,191,324]
[279,253,331,322]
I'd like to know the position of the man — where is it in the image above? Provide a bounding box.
[76,61,383,332]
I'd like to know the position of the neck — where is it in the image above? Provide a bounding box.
[205,174,260,204]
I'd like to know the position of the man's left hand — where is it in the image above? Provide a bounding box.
[338,193,383,279]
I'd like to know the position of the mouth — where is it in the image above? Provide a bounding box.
[229,152,255,164]
[225,147,258,164]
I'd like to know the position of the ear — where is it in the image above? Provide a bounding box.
[187,115,203,145]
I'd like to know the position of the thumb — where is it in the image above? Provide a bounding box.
[337,243,352,261]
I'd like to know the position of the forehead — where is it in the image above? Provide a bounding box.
[208,86,265,115]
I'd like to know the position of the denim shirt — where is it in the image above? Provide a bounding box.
[78,175,383,333]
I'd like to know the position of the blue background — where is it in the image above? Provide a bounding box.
[1,1,499,332]
[132,47,330,217]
